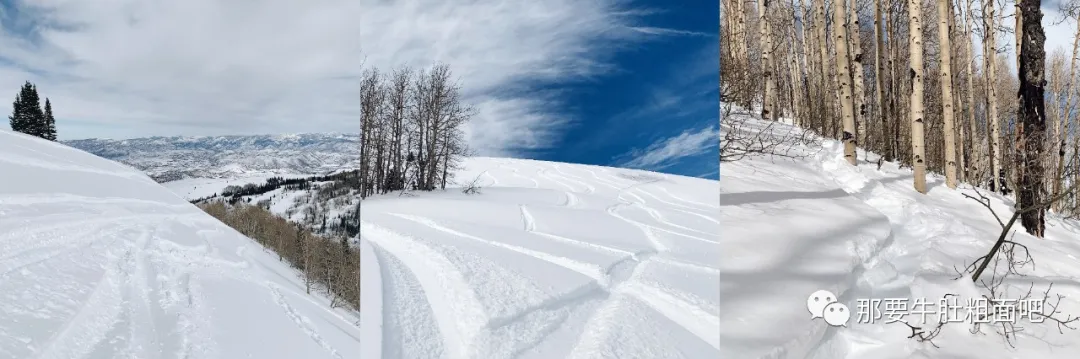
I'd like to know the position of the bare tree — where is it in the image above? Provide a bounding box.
[984,0,1003,193]
[835,0,859,164]
[356,64,472,196]
[938,0,959,189]
[962,0,981,181]
[849,0,868,144]
[873,0,887,154]
[359,69,383,199]
[1053,19,1080,211]
[760,0,778,120]
[910,0,929,193]
[814,0,834,132]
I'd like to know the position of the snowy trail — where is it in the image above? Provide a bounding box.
[721,112,1080,359]
[809,142,1080,359]
[360,157,720,358]
[0,129,361,359]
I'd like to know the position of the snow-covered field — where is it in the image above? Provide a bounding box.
[359,157,721,358]
[0,129,361,358]
[721,112,1080,358]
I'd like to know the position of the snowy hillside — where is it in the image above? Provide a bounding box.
[359,158,720,358]
[159,155,723,358]
[0,129,361,358]
[720,111,1080,358]
[65,133,359,181]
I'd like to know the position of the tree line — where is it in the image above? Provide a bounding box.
[722,0,1080,237]
[198,201,360,310]
[215,172,358,200]
[189,62,475,313]
[190,171,362,235]
[358,64,472,199]
[8,81,58,141]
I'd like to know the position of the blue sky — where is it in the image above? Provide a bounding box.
[528,1,718,179]
[0,0,718,179]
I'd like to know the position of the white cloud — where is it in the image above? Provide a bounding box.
[615,125,718,170]
[0,0,677,156]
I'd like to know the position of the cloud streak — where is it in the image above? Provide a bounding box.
[0,0,686,156]
[615,124,718,170]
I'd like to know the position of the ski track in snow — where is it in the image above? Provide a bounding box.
[361,158,720,358]
[1,199,360,359]
[0,128,362,359]
[268,285,345,359]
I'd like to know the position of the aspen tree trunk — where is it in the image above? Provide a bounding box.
[1013,6,1025,196]
[1053,21,1080,209]
[910,0,928,193]
[849,1,867,146]
[888,7,902,161]
[873,0,886,153]
[963,0,980,180]
[814,0,832,131]
[1015,4,1022,72]
[982,0,993,185]
[799,0,816,127]
[760,0,777,120]
[1016,0,1047,237]
[985,0,1002,192]
[835,0,859,164]
[938,0,959,189]
[789,8,804,125]
[737,0,752,108]
[950,1,967,184]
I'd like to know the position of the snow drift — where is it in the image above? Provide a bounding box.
[720,110,1080,359]
[0,129,361,358]
[359,157,721,358]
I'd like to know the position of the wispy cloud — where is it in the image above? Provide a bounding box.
[629,26,713,37]
[615,124,718,170]
[0,0,687,156]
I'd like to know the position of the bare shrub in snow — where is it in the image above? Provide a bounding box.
[720,111,815,163]
[896,184,1080,348]
[462,172,483,195]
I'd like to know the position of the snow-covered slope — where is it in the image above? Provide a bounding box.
[359,157,721,358]
[720,112,1080,358]
[0,129,361,358]
[65,133,359,181]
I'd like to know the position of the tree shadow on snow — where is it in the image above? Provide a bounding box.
[719,188,851,207]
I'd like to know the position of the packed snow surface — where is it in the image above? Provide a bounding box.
[359,157,721,358]
[720,111,1080,359]
[0,129,361,358]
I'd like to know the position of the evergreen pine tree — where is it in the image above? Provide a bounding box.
[9,82,35,135]
[43,98,56,141]
[7,82,53,139]
[25,83,45,138]
[8,93,23,133]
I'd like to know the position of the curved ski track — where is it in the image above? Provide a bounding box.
[0,194,360,359]
[362,160,720,358]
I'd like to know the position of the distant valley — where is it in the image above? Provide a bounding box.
[65,133,359,182]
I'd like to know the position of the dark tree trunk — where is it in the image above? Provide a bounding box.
[1017,0,1047,237]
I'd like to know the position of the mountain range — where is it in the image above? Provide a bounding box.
[65,133,359,182]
